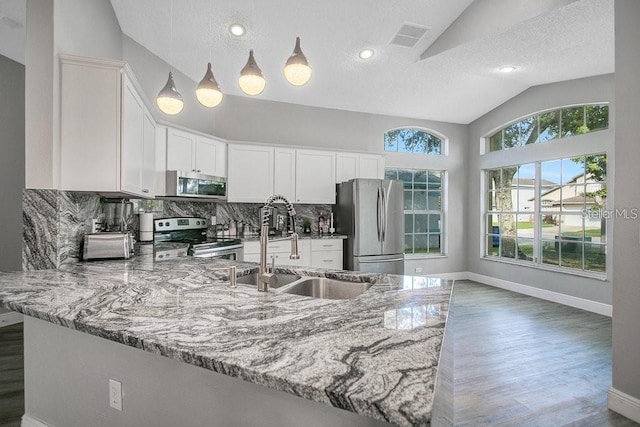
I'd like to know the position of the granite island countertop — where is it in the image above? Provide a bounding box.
[0,255,451,426]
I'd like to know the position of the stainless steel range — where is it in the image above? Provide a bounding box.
[153,217,243,260]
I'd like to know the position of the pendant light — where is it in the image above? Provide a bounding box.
[238,49,266,96]
[156,0,184,115]
[195,3,223,108]
[283,37,312,86]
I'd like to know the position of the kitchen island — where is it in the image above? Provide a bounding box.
[0,254,452,426]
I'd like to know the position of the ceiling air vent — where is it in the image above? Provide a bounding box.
[389,23,429,48]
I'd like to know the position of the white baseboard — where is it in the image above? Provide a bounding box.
[467,272,612,317]
[608,387,640,423]
[22,414,51,427]
[415,272,469,281]
[0,310,23,327]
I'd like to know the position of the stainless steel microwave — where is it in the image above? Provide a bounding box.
[165,170,227,200]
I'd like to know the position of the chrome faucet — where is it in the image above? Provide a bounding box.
[259,195,299,292]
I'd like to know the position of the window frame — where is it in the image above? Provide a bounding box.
[385,167,446,258]
[482,154,607,278]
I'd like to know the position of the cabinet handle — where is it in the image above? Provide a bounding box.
[196,169,202,173]
[323,259,333,263]
[142,189,149,193]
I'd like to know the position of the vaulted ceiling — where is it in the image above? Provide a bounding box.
[0,0,614,124]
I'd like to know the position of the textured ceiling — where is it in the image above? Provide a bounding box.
[0,0,614,124]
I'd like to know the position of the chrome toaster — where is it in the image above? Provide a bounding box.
[83,232,134,261]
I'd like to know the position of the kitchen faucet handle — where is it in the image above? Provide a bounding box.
[269,255,276,273]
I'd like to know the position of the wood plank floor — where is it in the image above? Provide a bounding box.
[0,282,638,426]
[0,322,23,427]
[452,280,638,426]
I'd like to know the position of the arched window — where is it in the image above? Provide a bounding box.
[487,104,608,152]
[384,128,442,155]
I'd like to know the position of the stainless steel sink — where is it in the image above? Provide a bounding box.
[236,273,302,289]
[279,277,373,300]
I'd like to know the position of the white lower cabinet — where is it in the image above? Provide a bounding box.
[310,239,343,270]
[243,239,342,270]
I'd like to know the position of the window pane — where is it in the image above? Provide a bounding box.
[398,169,413,186]
[560,185,584,211]
[405,214,414,234]
[561,158,585,185]
[585,243,606,272]
[586,105,608,132]
[413,190,427,210]
[585,215,606,244]
[560,242,583,269]
[415,214,428,233]
[540,215,560,241]
[414,234,428,254]
[541,240,559,266]
[487,235,499,256]
[426,134,442,155]
[500,236,516,259]
[428,214,441,233]
[428,171,442,190]
[560,107,586,137]
[517,117,538,146]
[516,163,535,214]
[427,191,441,210]
[403,190,412,210]
[489,131,502,152]
[384,132,398,152]
[503,122,521,149]
[404,234,413,253]
[428,235,441,253]
[517,238,534,261]
[537,111,559,142]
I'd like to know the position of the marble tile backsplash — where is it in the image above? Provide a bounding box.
[23,189,334,271]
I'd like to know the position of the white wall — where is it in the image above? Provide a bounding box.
[467,74,614,305]
[0,55,24,273]
[610,0,640,416]
[25,0,122,189]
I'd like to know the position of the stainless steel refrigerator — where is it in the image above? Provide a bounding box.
[335,179,404,275]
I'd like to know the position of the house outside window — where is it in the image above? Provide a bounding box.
[485,154,607,274]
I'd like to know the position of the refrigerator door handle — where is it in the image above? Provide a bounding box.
[376,187,382,241]
[381,186,387,241]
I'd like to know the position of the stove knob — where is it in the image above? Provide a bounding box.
[165,222,170,227]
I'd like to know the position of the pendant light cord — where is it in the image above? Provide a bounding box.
[169,0,173,71]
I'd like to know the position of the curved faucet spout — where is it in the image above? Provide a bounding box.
[259,195,299,292]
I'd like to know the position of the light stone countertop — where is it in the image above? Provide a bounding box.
[0,254,451,426]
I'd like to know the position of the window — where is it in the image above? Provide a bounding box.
[488,104,609,153]
[485,153,607,274]
[384,128,442,155]
[385,168,444,256]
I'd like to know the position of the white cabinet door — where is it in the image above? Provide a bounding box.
[195,136,227,177]
[166,128,195,172]
[274,148,296,201]
[155,126,167,195]
[295,149,336,204]
[336,152,359,184]
[141,108,156,196]
[60,59,120,192]
[121,78,144,196]
[227,145,274,202]
[359,154,385,179]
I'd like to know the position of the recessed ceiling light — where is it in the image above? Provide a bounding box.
[359,48,375,60]
[229,23,246,37]
[499,66,517,73]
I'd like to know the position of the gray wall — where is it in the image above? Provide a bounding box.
[611,0,640,406]
[0,55,25,273]
[466,74,614,305]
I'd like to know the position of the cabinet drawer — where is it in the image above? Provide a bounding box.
[311,239,343,251]
[311,250,343,270]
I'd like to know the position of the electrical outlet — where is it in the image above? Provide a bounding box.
[109,379,122,411]
[415,267,423,273]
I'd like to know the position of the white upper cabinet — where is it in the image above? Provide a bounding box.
[166,128,227,177]
[227,144,274,202]
[295,149,336,204]
[336,152,359,183]
[59,55,155,198]
[336,152,385,183]
[274,148,296,201]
